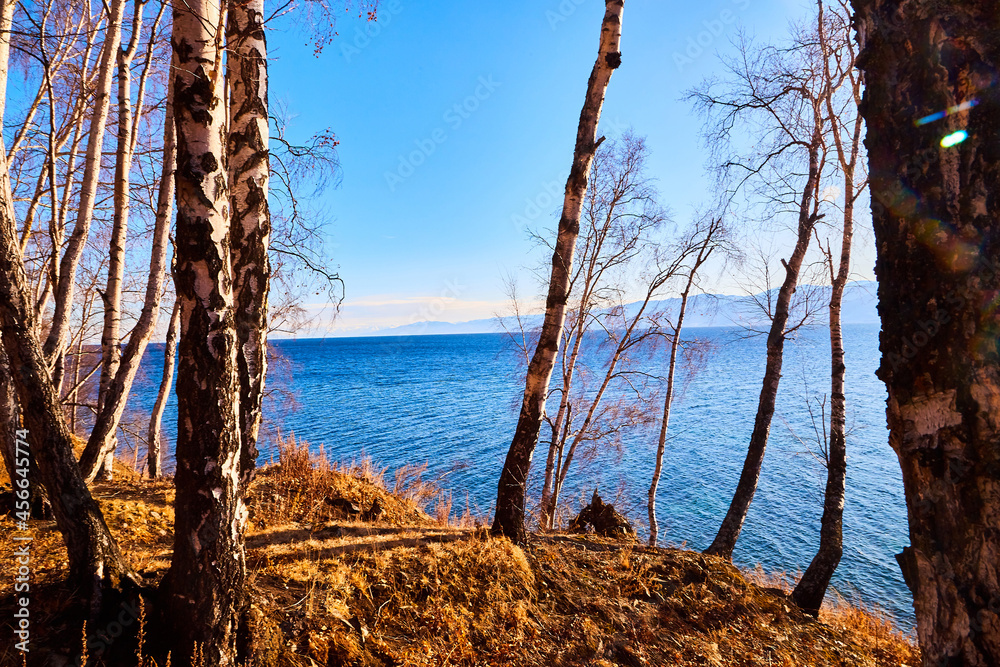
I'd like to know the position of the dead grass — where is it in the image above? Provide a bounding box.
[0,438,920,666]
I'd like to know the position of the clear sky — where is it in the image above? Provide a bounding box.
[267,0,873,335]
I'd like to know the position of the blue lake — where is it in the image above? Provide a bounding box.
[128,324,913,629]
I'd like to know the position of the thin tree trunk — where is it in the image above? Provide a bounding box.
[95,0,145,468]
[0,100,137,616]
[852,1,1000,663]
[540,305,588,529]
[792,1,861,615]
[227,0,270,489]
[705,125,824,560]
[42,0,127,388]
[161,0,247,663]
[148,299,180,479]
[649,232,715,547]
[0,0,13,128]
[493,0,623,543]
[80,69,174,483]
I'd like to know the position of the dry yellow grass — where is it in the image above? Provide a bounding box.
[0,438,920,666]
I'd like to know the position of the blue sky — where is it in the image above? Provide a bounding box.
[268,0,871,334]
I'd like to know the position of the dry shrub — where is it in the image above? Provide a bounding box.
[250,435,428,528]
[392,462,438,508]
[822,591,920,666]
[336,455,388,490]
[743,564,799,593]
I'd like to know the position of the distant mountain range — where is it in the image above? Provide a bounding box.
[339,281,880,338]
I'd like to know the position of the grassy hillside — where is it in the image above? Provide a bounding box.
[0,440,918,666]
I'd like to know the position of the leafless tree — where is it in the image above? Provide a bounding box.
[493,0,623,543]
[690,27,832,561]
[648,215,726,546]
[791,0,867,617]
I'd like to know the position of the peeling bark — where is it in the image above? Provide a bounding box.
[161,0,248,663]
[852,1,1000,663]
[227,0,270,489]
[492,0,624,544]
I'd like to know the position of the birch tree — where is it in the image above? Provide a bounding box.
[0,0,137,611]
[695,32,830,561]
[148,300,180,478]
[536,133,663,530]
[648,216,722,546]
[493,0,623,544]
[80,55,175,483]
[228,0,271,488]
[160,0,247,662]
[41,0,127,391]
[791,0,866,617]
[852,0,1000,663]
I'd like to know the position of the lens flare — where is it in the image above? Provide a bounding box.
[941,131,969,148]
[915,99,979,127]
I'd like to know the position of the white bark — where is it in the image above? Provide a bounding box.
[42,0,127,384]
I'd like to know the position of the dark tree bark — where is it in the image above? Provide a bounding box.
[492,0,623,544]
[0,134,137,615]
[161,0,248,663]
[852,1,1000,663]
[0,340,19,482]
[705,122,824,560]
[227,0,271,489]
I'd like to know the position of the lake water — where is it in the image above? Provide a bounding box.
[129,323,914,629]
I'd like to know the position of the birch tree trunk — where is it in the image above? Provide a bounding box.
[96,0,145,424]
[705,123,824,560]
[792,0,862,615]
[0,0,13,127]
[852,1,1000,663]
[649,224,717,547]
[148,300,180,479]
[161,0,248,663]
[492,0,623,543]
[41,0,127,389]
[0,102,137,615]
[80,71,175,483]
[93,0,145,480]
[227,0,270,489]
